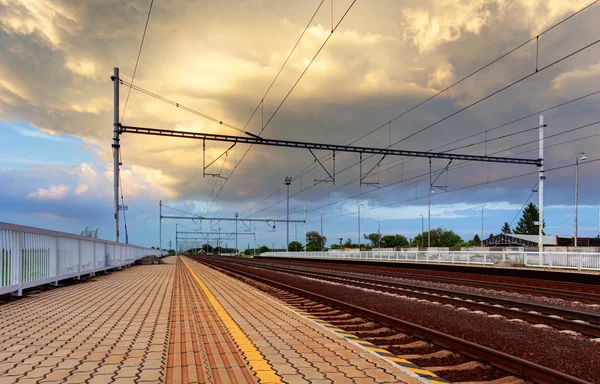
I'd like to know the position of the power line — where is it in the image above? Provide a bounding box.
[292,157,600,228]
[509,181,540,228]
[241,0,326,132]
[121,0,154,124]
[119,80,256,137]
[251,118,600,231]
[233,2,600,226]
[234,116,600,231]
[348,0,599,146]
[202,0,359,213]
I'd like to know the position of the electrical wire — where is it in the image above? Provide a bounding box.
[509,181,540,228]
[202,0,359,213]
[121,0,154,124]
[241,0,326,132]
[250,119,600,232]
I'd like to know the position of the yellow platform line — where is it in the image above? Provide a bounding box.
[182,258,282,384]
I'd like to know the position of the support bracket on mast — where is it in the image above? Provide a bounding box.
[360,154,386,188]
[309,149,335,184]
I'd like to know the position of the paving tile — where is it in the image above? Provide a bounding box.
[0,261,175,384]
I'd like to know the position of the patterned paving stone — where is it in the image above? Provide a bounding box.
[184,256,423,384]
[0,260,175,383]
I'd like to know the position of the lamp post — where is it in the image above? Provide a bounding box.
[358,204,363,250]
[320,213,325,251]
[376,221,381,249]
[284,176,292,253]
[481,205,484,246]
[419,214,424,248]
[574,152,587,246]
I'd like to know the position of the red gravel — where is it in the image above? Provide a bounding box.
[209,258,600,383]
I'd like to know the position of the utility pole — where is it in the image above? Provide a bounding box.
[538,115,545,261]
[253,227,256,256]
[271,242,275,252]
[428,158,431,248]
[320,214,325,251]
[218,226,221,255]
[419,214,424,248]
[112,67,120,242]
[284,176,292,253]
[574,152,587,246]
[376,221,380,249]
[304,206,307,252]
[175,224,178,255]
[481,205,484,245]
[159,200,162,251]
[358,204,363,250]
[235,212,239,255]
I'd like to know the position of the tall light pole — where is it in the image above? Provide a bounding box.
[376,221,381,249]
[358,203,363,250]
[538,115,545,260]
[284,176,293,253]
[428,158,431,248]
[574,152,587,246]
[320,214,325,250]
[235,212,239,255]
[481,205,484,245]
[419,214,424,248]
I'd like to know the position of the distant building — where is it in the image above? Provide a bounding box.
[482,234,600,247]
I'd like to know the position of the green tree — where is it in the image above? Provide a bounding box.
[344,238,355,248]
[364,233,382,247]
[329,244,340,249]
[202,244,213,253]
[501,222,511,234]
[381,234,409,248]
[410,228,463,247]
[258,245,270,254]
[306,231,327,250]
[306,243,322,251]
[473,234,481,245]
[288,241,304,251]
[514,202,545,235]
[81,227,99,238]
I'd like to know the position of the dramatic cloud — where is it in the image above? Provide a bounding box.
[1,0,599,244]
[28,184,69,200]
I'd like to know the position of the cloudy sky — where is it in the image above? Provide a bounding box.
[1,0,600,249]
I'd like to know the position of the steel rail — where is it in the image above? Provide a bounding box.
[235,260,600,337]
[199,257,589,384]
[268,259,600,304]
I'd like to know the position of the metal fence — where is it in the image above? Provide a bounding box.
[259,250,600,271]
[0,222,164,296]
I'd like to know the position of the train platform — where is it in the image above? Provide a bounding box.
[0,256,428,383]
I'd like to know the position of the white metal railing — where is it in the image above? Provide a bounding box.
[259,250,600,271]
[0,222,165,296]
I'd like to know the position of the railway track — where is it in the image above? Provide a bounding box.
[227,260,600,338]
[199,257,591,384]
[257,258,600,304]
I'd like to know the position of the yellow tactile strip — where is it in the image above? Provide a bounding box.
[181,258,280,383]
[184,256,426,384]
[295,311,448,384]
[0,260,174,383]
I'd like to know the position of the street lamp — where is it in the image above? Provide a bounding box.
[320,213,325,251]
[358,204,364,250]
[376,221,381,249]
[419,214,424,248]
[284,176,293,253]
[574,152,587,246]
[428,158,448,249]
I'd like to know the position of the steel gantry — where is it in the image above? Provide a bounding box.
[112,68,545,253]
[119,124,542,166]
